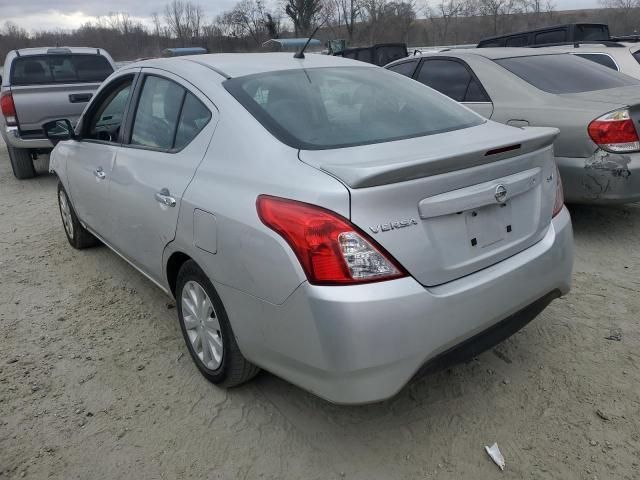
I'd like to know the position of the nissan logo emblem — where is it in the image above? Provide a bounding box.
[494,185,507,203]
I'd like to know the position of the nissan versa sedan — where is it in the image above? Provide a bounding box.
[46,53,573,404]
[387,49,640,204]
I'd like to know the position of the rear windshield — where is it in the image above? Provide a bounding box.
[495,54,640,94]
[11,54,113,86]
[224,67,483,150]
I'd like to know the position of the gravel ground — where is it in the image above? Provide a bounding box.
[0,141,639,480]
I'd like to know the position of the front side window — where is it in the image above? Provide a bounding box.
[387,61,417,77]
[224,66,483,150]
[131,76,186,150]
[496,54,640,94]
[417,59,489,102]
[11,54,113,85]
[85,79,132,142]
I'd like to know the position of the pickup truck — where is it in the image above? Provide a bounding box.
[0,47,115,179]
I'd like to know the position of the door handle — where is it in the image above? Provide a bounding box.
[94,167,106,180]
[69,93,93,103]
[155,188,176,208]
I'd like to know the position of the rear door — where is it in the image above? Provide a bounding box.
[416,58,494,118]
[107,69,217,282]
[9,53,114,135]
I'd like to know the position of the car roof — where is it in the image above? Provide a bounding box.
[386,47,568,67]
[12,46,107,56]
[132,52,376,79]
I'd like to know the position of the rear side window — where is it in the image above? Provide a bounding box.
[534,30,566,44]
[417,59,489,102]
[375,46,407,66]
[505,36,528,47]
[574,53,618,71]
[496,54,640,94]
[387,61,417,77]
[576,24,609,41]
[11,54,113,85]
[174,93,212,150]
[224,67,483,150]
[632,50,640,65]
[131,76,186,150]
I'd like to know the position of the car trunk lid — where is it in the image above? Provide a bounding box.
[300,122,559,286]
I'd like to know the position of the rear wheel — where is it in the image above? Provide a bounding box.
[7,145,35,179]
[176,260,260,387]
[57,182,99,249]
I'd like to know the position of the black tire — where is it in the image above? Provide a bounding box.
[176,260,260,387]
[57,182,99,249]
[7,145,36,179]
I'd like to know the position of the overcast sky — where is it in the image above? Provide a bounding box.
[4,0,601,32]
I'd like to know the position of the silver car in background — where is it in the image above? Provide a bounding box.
[47,53,573,404]
[387,49,640,204]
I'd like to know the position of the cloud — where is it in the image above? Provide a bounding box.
[2,0,240,32]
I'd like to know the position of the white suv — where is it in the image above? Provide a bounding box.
[545,41,640,78]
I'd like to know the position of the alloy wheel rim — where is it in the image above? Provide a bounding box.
[181,280,223,370]
[59,190,74,239]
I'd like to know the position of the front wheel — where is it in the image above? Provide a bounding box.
[176,260,260,387]
[57,182,99,249]
[7,145,35,179]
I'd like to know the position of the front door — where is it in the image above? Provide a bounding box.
[107,70,217,282]
[66,74,135,237]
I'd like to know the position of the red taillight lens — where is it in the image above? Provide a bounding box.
[588,109,640,153]
[0,92,17,126]
[256,195,407,285]
[552,163,564,218]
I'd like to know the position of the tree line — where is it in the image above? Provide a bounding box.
[0,0,638,61]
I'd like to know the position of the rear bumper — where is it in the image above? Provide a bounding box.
[222,208,574,404]
[1,126,52,150]
[556,151,640,204]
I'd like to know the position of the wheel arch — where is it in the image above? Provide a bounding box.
[166,251,193,297]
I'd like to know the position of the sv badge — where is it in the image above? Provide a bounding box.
[369,218,418,234]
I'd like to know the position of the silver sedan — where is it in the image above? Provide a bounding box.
[387,48,640,204]
[47,53,573,404]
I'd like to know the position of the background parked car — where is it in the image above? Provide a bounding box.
[47,52,571,404]
[477,23,610,48]
[542,41,640,78]
[0,46,115,179]
[386,48,640,204]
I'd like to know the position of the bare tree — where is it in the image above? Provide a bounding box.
[284,0,325,36]
[476,0,519,35]
[334,0,362,41]
[229,0,267,45]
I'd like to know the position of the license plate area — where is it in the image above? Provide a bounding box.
[465,202,513,249]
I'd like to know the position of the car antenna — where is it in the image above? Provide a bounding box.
[294,25,321,59]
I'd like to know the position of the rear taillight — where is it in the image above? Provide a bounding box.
[256,195,407,285]
[587,109,640,153]
[552,163,564,218]
[0,92,17,126]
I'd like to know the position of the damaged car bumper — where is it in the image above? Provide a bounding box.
[556,150,640,204]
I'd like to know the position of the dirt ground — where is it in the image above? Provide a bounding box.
[0,140,639,480]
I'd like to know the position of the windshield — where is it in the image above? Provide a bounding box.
[11,54,113,86]
[224,67,484,150]
[495,54,640,94]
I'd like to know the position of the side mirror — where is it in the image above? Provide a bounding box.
[43,119,76,146]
